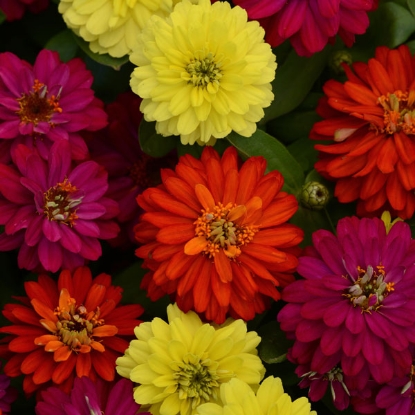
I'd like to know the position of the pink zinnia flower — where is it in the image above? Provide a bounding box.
[0,49,107,160]
[0,0,48,21]
[233,0,379,56]
[35,377,148,415]
[278,216,415,410]
[0,140,119,272]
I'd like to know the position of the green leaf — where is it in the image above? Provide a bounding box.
[262,46,332,123]
[226,130,304,195]
[44,29,78,62]
[409,0,415,17]
[267,110,321,144]
[287,137,319,174]
[371,2,415,48]
[71,31,129,69]
[257,321,292,364]
[139,119,178,157]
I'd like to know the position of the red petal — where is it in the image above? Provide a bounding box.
[52,353,76,384]
[156,223,195,244]
[76,352,91,378]
[214,249,232,283]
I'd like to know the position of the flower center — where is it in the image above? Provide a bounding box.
[172,354,220,409]
[16,79,62,127]
[43,178,83,226]
[185,53,222,91]
[343,265,394,312]
[49,288,117,353]
[376,90,415,134]
[193,202,258,259]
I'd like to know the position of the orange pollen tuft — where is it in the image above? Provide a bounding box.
[16,79,62,127]
[43,178,83,226]
[343,264,393,313]
[194,202,258,259]
[376,90,415,135]
[46,289,114,354]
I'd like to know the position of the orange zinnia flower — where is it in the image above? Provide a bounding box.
[0,266,144,395]
[135,146,303,324]
[311,44,415,219]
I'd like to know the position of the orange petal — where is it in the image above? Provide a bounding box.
[58,288,73,312]
[32,357,55,385]
[45,341,65,352]
[244,196,263,224]
[31,299,57,322]
[184,236,208,255]
[211,269,231,307]
[84,283,106,312]
[92,324,118,337]
[156,223,195,244]
[214,249,232,283]
[91,341,105,352]
[195,184,215,210]
[166,251,196,280]
[91,348,116,381]
[242,243,287,264]
[76,352,91,377]
[9,336,38,353]
[21,348,45,374]
[227,205,246,222]
[35,334,59,346]
[40,319,58,333]
[52,353,77,384]
[54,345,72,362]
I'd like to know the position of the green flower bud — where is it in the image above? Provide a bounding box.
[301,181,330,210]
[329,50,353,74]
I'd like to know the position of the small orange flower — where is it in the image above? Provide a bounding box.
[135,146,303,324]
[0,267,144,395]
[311,45,415,219]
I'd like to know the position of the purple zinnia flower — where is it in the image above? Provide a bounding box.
[0,364,18,415]
[0,49,107,160]
[0,140,119,272]
[35,377,147,415]
[278,216,415,409]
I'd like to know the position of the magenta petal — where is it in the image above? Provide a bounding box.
[362,330,384,366]
[277,0,307,39]
[76,203,106,219]
[25,215,44,246]
[4,205,34,234]
[341,353,365,377]
[320,326,343,355]
[0,231,24,250]
[59,225,82,253]
[342,330,362,357]
[42,219,62,242]
[0,120,20,138]
[74,220,100,237]
[323,301,350,327]
[344,307,366,334]
[38,237,63,272]
[17,243,40,271]
[79,236,101,260]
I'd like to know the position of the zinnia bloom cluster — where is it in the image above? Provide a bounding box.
[278,215,415,412]
[0,49,107,161]
[58,0,180,57]
[135,146,303,324]
[196,376,316,415]
[0,0,48,21]
[311,45,415,220]
[233,0,378,56]
[0,140,120,272]
[116,303,265,415]
[130,0,277,145]
[0,266,144,395]
[35,377,146,415]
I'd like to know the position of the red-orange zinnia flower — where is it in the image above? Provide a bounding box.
[311,44,415,219]
[0,266,144,395]
[135,146,303,324]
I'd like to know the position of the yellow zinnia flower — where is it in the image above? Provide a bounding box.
[130,0,277,145]
[196,377,317,415]
[116,303,265,415]
[58,0,180,57]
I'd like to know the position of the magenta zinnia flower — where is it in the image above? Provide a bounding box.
[0,140,119,272]
[278,215,415,409]
[233,0,379,56]
[0,0,48,21]
[0,49,107,160]
[35,377,147,415]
